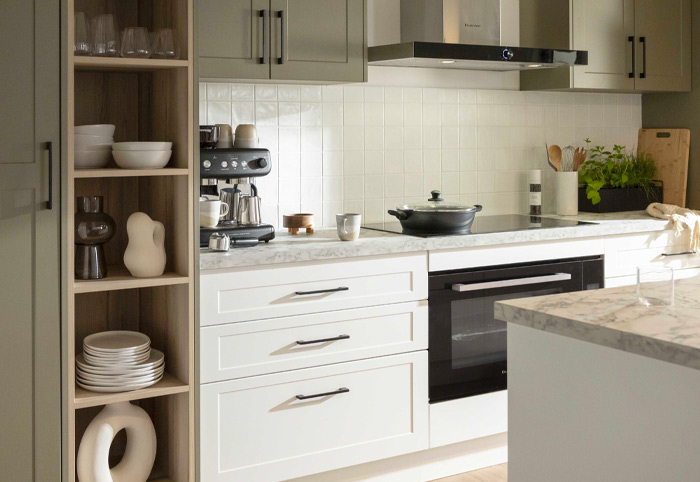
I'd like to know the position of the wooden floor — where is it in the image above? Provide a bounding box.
[432,463,508,482]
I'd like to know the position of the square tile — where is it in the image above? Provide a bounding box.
[344,85,364,102]
[322,127,343,151]
[364,86,384,103]
[365,126,384,150]
[441,149,459,171]
[441,103,459,125]
[385,103,403,126]
[459,89,476,104]
[364,199,385,223]
[231,102,255,126]
[423,88,441,103]
[278,178,300,203]
[278,152,301,177]
[199,83,207,100]
[301,177,323,203]
[477,126,495,148]
[278,102,301,126]
[301,152,323,177]
[207,101,230,125]
[404,173,423,194]
[343,200,364,217]
[423,126,441,149]
[477,171,495,193]
[384,150,404,174]
[277,85,300,101]
[403,87,422,103]
[343,126,364,150]
[403,126,422,149]
[322,202,342,225]
[255,85,277,100]
[323,177,343,201]
[477,105,495,126]
[364,175,384,198]
[343,175,364,200]
[301,102,322,126]
[423,172,441,192]
[385,174,404,197]
[384,126,403,150]
[301,85,323,102]
[199,101,206,124]
[343,151,364,175]
[207,83,230,101]
[255,102,278,125]
[441,89,459,104]
[442,172,459,195]
[476,90,494,104]
[364,103,384,126]
[256,126,278,152]
[231,84,255,100]
[404,150,423,173]
[322,85,343,102]
[423,150,441,172]
[403,103,423,126]
[460,149,477,171]
[364,150,384,174]
[323,103,343,126]
[527,105,543,126]
[323,151,343,176]
[459,127,477,149]
[278,127,300,152]
[301,127,322,152]
[423,103,441,125]
[477,148,495,170]
[459,172,478,193]
[459,105,477,126]
[385,87,403,103]
[442,126,459,149]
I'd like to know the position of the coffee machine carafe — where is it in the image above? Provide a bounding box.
[200,146,275,247]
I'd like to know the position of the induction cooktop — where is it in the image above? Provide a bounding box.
[362,215,596,238]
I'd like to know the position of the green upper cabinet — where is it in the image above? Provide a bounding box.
[199,0,367,83]
[520,0,690,92]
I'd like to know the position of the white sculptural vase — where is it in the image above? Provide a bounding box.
[123,212,166,278]
[77,401,157,482]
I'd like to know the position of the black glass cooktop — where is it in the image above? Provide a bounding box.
[362,215,596,238]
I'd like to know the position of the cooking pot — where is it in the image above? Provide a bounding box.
[388,190,482,235]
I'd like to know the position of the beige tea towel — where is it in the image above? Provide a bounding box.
[647,203,700,253]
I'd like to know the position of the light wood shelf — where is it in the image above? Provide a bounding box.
[73,168,189,178]
[74,373,189,409]
[74,56,188,72]
[73,268,189,294]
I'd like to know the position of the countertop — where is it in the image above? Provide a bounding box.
[494,275,700,371]
[200,211,672,271]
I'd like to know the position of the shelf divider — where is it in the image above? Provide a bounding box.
[74,373,189,409]
[74,56,189,72]
[73,168,189,179]
[74,267,189,294]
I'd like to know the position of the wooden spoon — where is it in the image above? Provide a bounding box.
[548,144,563,172]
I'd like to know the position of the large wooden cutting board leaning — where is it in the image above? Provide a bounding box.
[638,129,690,207]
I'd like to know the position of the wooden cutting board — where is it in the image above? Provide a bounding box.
[638,129,690,207]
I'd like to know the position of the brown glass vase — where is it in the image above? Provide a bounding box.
[75,196,116,279]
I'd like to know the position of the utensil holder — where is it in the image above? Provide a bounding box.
[556,172,579,216]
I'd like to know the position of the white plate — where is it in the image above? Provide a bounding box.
[77,369,164,385]
[76,375,163,393]
[84,331,151,352]
[83,343,150,355]
[75,124,116,137]
[77,349,164,370]
[112,142,172,151]
[83,347,150,359]
[83,350,150,363]
[75,134,114,146]
[76,356,163,374]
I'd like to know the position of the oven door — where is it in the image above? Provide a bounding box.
[428,259,593,403]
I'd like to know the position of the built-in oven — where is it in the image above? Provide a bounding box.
[428,256,604,403]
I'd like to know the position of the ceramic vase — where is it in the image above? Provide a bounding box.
[75,196,116,280]
[76,401,156,482]
[123,212,166,278]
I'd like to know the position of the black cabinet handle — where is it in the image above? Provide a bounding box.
[46,141,53,210]
[259,10,267,64]
[294,286,349,296]
[296,387,349,400]
[628,36,635,78]
[639,37,647,79]
[277,10,285,64]
[662,251,696,257]
[296,334,350,345]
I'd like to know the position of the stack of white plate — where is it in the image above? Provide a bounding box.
[76,331,165,393]
[75,124,116,169]
[112,142,173,169]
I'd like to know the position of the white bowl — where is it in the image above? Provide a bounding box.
[75,149,112,169]
[75,124,116,137]
[112,142,172,151]
[75,134,114,146]
[113,150,172,169]
[75,144,113,151]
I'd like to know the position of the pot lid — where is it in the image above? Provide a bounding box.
[399,191,480,212]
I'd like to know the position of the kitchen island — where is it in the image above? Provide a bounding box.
[495,275,700,482]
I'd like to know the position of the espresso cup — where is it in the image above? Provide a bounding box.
[336,213,361,241]
[200,199,229,228]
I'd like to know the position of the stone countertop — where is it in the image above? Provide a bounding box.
[199,211,672,271]
[495,274,700,371]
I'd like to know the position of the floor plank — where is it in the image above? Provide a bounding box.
[431,463,508,482]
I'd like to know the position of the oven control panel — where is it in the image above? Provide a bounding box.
[200,148,272,178]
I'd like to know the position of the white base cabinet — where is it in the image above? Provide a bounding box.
[200,352,429,482]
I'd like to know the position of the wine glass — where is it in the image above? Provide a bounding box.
[152,28,179,59]
[120,27,152,58]
[90,14,119,57]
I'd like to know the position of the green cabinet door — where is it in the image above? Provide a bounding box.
[270,0,366,82]
[634,0,691,92]
[199,0,271,80]
[0,0,61,480]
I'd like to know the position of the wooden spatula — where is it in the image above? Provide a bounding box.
[548,144,562,172]
[573,147,587,171]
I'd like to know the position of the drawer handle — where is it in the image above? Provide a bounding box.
[294,287,349,296]
[296,334,350,345]
[662,251,697,257]
[452,273,572,292]
[296,387,349,401]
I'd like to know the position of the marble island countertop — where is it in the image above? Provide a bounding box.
[200,211,672,270]
[495,275,700,371]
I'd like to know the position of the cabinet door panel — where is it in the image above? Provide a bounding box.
[199,0,270,80]
[634,0,691,92]
[572,0,635,90]
[270,0,366,82]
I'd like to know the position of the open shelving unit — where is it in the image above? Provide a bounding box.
[66,0,194,480]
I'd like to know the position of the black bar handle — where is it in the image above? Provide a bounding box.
[259,10,267,64]
[628,36,635,78]
[662,251,696,257]
[296,334,350,346]
[639,37,647,79]
[277,10,285,64]
[46,141,53,210]
[295,286,349,296]
[296,387,349,401]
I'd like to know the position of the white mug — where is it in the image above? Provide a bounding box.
[336,213,361,241]
[200,199,229,228]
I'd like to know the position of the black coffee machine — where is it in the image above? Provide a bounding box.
[200,146,275,248]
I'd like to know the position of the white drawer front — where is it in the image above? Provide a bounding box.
[200,301,428,383]
[200,352,429,482]
[200,253,428,325]
[605,230,700,278]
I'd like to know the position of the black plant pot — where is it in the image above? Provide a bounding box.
[578,181,663,213]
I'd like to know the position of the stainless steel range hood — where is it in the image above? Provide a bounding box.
[368,0,587,71]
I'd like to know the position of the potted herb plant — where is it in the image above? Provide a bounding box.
[577,140,663,213]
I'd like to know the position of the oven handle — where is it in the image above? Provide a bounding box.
[451,273,572,292]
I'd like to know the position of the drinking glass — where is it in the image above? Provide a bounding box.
[637,265,674,306]
[91,14,119,57]
[74,12,91,56]
[152,28,179,59]
[120,27,151,58]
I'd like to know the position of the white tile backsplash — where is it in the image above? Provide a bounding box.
[201,83,642,227]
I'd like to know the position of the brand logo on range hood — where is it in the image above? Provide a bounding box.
[464,24,482,29]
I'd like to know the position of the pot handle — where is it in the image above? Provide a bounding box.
[474,205,483,212]
[387,209,408,221]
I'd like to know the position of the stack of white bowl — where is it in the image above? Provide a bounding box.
[76,331,165,393]
[75,124,115,169]
[112,142,173,169]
